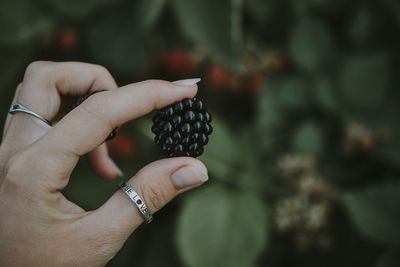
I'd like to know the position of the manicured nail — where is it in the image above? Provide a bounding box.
[172,78,201,86]
[171,166,208,190]
[107,157,125,178]
[116,167,125,177]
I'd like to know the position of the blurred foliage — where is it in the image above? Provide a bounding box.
[1,0,400,266]
[177,185,268,267]
[343,183,400,244]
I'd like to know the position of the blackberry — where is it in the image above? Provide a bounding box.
[71,90,117,141]
[152,98,212,158]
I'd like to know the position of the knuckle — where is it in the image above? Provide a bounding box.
[94,64,111,76]
[77,92,115,133]
[78,92,109,118]
[92,65,117,90]
[24,61,53,79]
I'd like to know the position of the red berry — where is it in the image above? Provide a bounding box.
[225,73,244,93]
[108,132,135,158]
[160,49,196,76]
[57,29,78,51]
[205,65,229,89]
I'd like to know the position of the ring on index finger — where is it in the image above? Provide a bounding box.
[9,103,52,126]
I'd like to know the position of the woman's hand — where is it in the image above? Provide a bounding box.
[0,61,208,266]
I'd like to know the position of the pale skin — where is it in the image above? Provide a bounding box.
[0,61,208,266]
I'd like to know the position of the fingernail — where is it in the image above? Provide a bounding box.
[108,158,125,178]
[116,167,125,177]
[171,166,208,190]
[172,78,201,86]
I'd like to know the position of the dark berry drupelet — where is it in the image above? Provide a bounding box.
[71,91,117,141]
[152,98,212,158]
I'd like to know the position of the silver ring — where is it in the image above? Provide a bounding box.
[9,103,52,126]
[119,182,153,224]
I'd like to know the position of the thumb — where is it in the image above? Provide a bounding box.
[84,157,208,238]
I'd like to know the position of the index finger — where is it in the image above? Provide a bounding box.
[17,61,118,120]
[2,61,118,149]
[33,79,198,189]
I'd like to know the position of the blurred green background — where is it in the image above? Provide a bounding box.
[1,0,400,266]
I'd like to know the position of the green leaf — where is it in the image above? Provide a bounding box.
[259,77,311,116]
[292,121,324,155]
[177,185,269,267]
[85,11,150,73]
[257,91,282,152]
[273,77,311,110]
[314,77,337,111]
[200,116,243,180]
[258,85,282,130]
[338,53,390,110]
[230,130,269,193]
[342,183,400,244]
[133,0,167,29]
[289,18,334,72]
[173,0,242,68]
[257,78,311,151]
